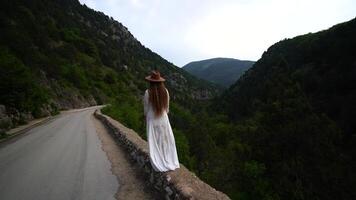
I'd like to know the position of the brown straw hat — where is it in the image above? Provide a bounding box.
[145,70,165,82]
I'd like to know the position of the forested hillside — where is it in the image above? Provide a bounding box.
[205,18,355,199]
[183,58,254,87]
[0,0,218,134]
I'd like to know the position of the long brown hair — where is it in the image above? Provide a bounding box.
[148,81,168,117]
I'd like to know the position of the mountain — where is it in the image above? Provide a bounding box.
[183,58,254,87]
[0,0,218,132]
[212,17,356,199]
[2,0,355,199]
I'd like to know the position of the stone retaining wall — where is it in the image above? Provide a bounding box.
[94,109,230,200]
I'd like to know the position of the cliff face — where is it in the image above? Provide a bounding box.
[0,0,218,131]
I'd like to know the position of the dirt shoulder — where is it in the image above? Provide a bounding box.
[91,115,159,200]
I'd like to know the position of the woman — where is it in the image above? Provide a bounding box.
[143,70,180,172]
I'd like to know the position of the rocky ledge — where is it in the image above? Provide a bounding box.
[94,108,230,200]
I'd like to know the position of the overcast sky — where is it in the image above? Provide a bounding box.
[79,0,356,67]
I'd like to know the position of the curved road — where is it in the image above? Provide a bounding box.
[0,106,151,200]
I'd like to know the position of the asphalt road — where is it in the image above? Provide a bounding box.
[0,106,118,200]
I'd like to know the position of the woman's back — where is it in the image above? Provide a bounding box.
[143,70,179,172]
[144,88,169,122]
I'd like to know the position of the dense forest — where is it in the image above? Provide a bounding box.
[196,18,356,199]
[1,0,355,199]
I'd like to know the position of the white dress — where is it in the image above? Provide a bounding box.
[143,89,180,172]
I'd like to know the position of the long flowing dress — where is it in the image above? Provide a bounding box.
[143,89,180,172]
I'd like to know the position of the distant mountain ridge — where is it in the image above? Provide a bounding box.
[183,57,254,87]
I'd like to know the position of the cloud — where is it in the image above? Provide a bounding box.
[182,0,356,63]
[79,0,356,66]
[130,0,143,7]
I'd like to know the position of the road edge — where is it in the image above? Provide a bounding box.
[0,105,105,144]
[0,116,56,144]
[94,108,231,200]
